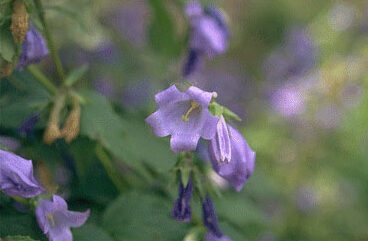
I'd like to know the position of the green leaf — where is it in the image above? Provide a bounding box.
[0,25,16,62]
[64,65,89,87]
[3,236,39,241]
[147,0,181,58]
[79,90,175,175]
[102,192,187,241]
[73,224,115,241]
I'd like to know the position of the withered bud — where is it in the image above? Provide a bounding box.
[0,62,14,77]
[10,0,29,44]
[43,122,62,145]
[61,102,81,143]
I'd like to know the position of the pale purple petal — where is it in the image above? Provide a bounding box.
[170,133,200,153]
[210,116,231,162]
[185,1,202,17]
[0,150,44,198]
[62,210,90,228]
[200,110,219,140]
[206,232,232,241]
[155,85,188,108]
[186,86,214,107]
[48,227,73,241]
[145,110,171,137]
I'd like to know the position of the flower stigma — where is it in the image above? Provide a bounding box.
[46,213,55,227]
[182,101,201,122]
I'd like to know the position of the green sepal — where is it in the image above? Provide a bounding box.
[209,101,242,121]
[64,65,89,87]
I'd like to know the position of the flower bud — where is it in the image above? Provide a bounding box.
[61,101,81,143]
[10,0,29,44]
[0,61,14,77]
[43,122,62,145]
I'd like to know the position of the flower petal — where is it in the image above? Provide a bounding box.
[186,86,213,107]
[62,209,90,228]
[155,85,187,108]
[170,133,200,153]
[145,110,171,137]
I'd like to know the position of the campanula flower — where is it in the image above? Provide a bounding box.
[206,232,232,241]
[183,2,230,77]
[36,195,90,241]
[0,149,44,198]
[17,24,49,70]
[146,85,218,153]
[210,116,231,163]
[171,176,193,222]
[202,194,223,237]
[209,125,255,192]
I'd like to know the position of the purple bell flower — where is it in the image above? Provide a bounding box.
[171,176,193,222]
[210,116,231,163]
[146,85,219,153]
[183,2,229,77]
[206,232,232,241]
[0,149,44,198]
[202,194,223,237]
[17,25,49,70]
[209,125,255,192]
[36,195,90,241]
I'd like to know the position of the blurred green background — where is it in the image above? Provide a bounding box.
[1,0,368,240]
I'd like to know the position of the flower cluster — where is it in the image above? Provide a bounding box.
[0,150,89,241]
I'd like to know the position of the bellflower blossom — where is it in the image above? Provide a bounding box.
[18,113,41,137]
[209,125,255,192]
[171,176,193,222]
[0,149,44,198]
[17,25,49,70]
[206,232,232,241]
[210,116,231,163]
[36,195,90,241]
[183,2,230,76]
[146,85,218,153]
[202,194,223,238]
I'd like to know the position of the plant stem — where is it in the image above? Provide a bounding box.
[33,0,65,82]
[27,65,58,95]
[95,145,127,193]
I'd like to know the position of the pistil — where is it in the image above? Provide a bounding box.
[182,101,200,122]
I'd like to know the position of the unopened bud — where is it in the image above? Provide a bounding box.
[0,62,14,77]
[61,102,81,143]
[43,122,62,145]
[10,0,29,44]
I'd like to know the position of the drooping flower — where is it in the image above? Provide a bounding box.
[0,149,44,198]
[210,115,231,163]
[18,113,41,137]
[17,24,49,70]
[202,194,223,238]
[208,125,255,192]
[146,85,219,153]
[36,195,90,241]
[171,176,193,222]
[183,2,230,77]
[205,232,232,241]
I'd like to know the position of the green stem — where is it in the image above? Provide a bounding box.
[27,65,58,95]
[33,0,65,82]
[95,145,127,193]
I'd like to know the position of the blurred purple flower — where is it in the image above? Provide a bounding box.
[210,116,231,163]
[121,80,151,110]
[18,113,41,137]
[206,232,232,241]
[263,28,316,83]
[0,136,20,152]
[92,41,120,63]
[17,25,49,70]
[145,85,218,153]
[295,186,317,213]
[171,176,193,222]
[0,149,44,198]
[36,195,89,241]
[183,2,230,77]
[202,194,223,237]
[92,77,116,98]
[209,125,255,192]
[271,83,307,117]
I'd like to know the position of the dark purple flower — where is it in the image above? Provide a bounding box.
[186,2,229,58]
[202,194,223,237]
[209,125,255,192]
[183,49,202,77]
[210,116,231,163]
[0,149,44,198]
[206,232,232,241]
[171,177,193,222]
[17,25,49,70]
[146,85,219,153]
[18,113,41,137]
[36,195,90,241]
